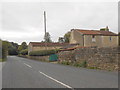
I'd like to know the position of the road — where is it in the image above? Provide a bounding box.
[2,56,118,88]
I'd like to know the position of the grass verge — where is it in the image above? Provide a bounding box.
[0,58,6,62]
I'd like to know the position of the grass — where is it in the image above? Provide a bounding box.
[87,67,98,69]
[59,61,87,68]
[0,58,6,62]
[58,60,102,70]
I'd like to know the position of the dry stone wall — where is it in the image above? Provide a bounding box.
[58,47,120,71]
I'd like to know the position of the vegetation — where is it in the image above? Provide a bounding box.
[80,61,87,67]
[0,40,2,59]
[0,40,20,61]
[29,49,59,56]
[8,42,19,55]
[0,40,28,61]
[100,28,109,31]
[87,67,98,69]
[59,60,87,68]
[1,40,9,61]
[100,26,109,31]
[44,32,52,42]
[58,37,64,43]
[60,61,71,65]
[64,31,71,43]
[118,32,120,46]
[18,42,27,52]
[19,49,28,55]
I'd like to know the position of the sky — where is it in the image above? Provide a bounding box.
[0,0,119,44]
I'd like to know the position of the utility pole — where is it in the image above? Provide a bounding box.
[44,11,47,37]
[44,11,47,50]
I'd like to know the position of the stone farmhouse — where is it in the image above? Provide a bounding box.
[70,29,118,47]
[28,42,78,54]
[28,27,118,54]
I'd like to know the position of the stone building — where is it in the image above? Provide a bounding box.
[28,42,78,54]
[70,29,118,47]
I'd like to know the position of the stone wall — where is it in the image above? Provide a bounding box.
[58,47,120,71]
[28,56,49,62]
[19,55,49,62]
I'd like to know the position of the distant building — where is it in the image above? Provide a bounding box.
[70,29,118,47]
[28,42,78,54]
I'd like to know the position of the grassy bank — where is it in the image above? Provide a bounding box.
[0,58,6,62]
[58,61,115,71]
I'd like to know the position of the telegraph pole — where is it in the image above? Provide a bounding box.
[44,11,47,37]
[44,11,47,50]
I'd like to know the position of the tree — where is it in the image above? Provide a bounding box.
[18,42,27,52]
[8,47,18,55]
[64,31,71,43]
[11,42,19,49]
[2,41,9,59]
[44,32,52,42]
[8,42,19,55]
[0,40,19,57]
[58,37,64,43]
[100,26,109,31]
[0,40,2,58]
[19,49,28,55]
[118,32,120,46]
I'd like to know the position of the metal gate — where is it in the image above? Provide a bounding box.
[49,54,58,61]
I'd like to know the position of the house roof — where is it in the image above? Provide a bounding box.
[73,29,118,36]
[59,46,88,51]
[29,42,78,47]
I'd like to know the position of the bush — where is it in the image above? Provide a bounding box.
[61,61,71,65]
[81,61,87,67]
[60,61,87,68]
[73,63,81,67]
[88,67,98,69]
[2,41,8,60]
[20,49,28,55]
[29,49,58,56]
[8,48,18,55]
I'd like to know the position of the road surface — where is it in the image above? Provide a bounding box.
[2,56,118,88]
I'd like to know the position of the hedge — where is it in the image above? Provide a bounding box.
[20,49,28,55]
[29,49,58,56]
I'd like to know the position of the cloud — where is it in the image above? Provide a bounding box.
[1,2,118,44]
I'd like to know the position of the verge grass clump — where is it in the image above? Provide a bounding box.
[60,60,88,68]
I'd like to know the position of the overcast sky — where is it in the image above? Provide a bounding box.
[0,1,118,44]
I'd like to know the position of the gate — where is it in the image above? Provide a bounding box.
[49,54,58,61]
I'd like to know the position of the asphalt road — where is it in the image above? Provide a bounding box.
[2,56,118,88]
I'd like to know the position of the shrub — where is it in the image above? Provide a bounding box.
[61,61,71,65]
[88,67,98,69]
[8,48,18,55]
[2,41,8,60]
[29,49,58,56]
[20,49,28,55]
[81,61,87,67]
[73,63,81,67]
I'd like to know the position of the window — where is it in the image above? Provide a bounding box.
[109,36,112,41]
[92,35,96,42]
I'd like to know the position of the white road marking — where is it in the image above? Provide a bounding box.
[39,71,73,89]
[24,63,32,68]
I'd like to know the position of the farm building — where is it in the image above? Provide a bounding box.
[70,29,118,47]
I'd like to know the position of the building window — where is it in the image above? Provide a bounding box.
[109,36,112,41]
[92,35,96,42]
